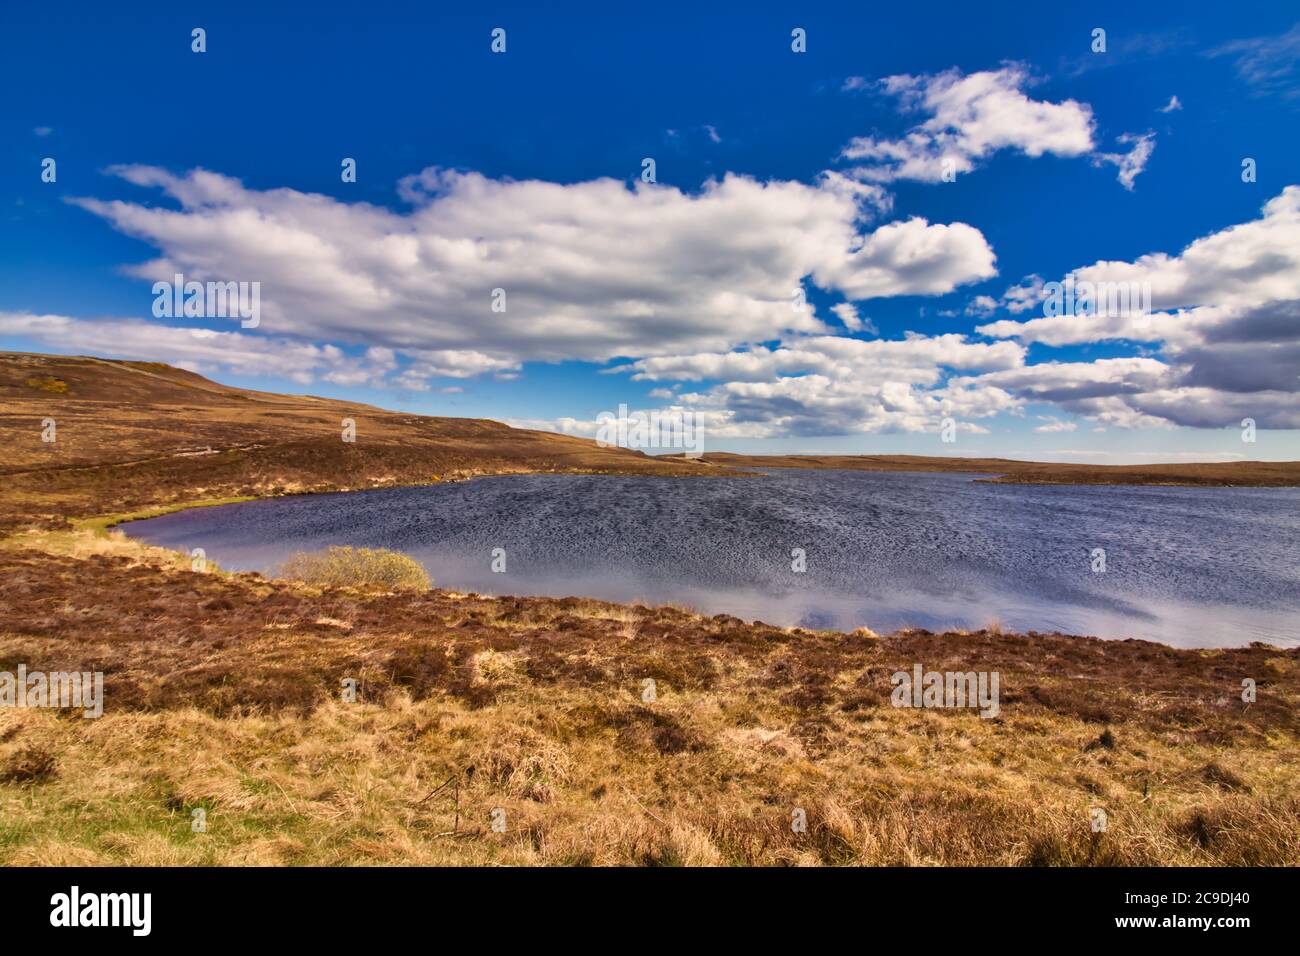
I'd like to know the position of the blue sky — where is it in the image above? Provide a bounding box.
[2,1,1298,462]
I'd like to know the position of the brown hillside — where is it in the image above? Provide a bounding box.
[0,351,715,526]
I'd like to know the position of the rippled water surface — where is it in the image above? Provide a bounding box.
[122,470,1300,647]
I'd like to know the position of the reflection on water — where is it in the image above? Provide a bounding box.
[121,470,1300,649]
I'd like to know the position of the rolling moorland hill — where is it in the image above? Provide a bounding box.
[0,351,713,528]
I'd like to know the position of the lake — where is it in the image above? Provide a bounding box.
[120,470,1300,648]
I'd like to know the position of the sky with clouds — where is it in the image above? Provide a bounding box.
[3,1,1298,462]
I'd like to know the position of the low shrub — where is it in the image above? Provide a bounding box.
[276,545,430,590]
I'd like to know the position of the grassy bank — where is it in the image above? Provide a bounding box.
[72,497,259,537]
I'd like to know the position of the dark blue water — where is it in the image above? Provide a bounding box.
[121,470,1300,648]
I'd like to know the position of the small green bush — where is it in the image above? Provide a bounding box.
[276,546,430,590]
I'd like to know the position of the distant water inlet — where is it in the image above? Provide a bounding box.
[120,470,1300,649]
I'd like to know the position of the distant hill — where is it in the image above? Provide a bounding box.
[0,351,714,524]
[664,451,1300,487]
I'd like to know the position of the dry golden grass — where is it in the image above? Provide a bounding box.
[2,681,1296,866]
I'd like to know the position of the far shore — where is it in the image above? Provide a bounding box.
[658,452,1300,488]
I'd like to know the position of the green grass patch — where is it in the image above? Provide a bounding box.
[73,497,258,537]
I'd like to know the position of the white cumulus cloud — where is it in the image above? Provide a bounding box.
[840,66,1096,183]
[72,165,996,369]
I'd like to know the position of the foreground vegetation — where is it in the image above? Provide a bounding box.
[1,527,1296,866]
